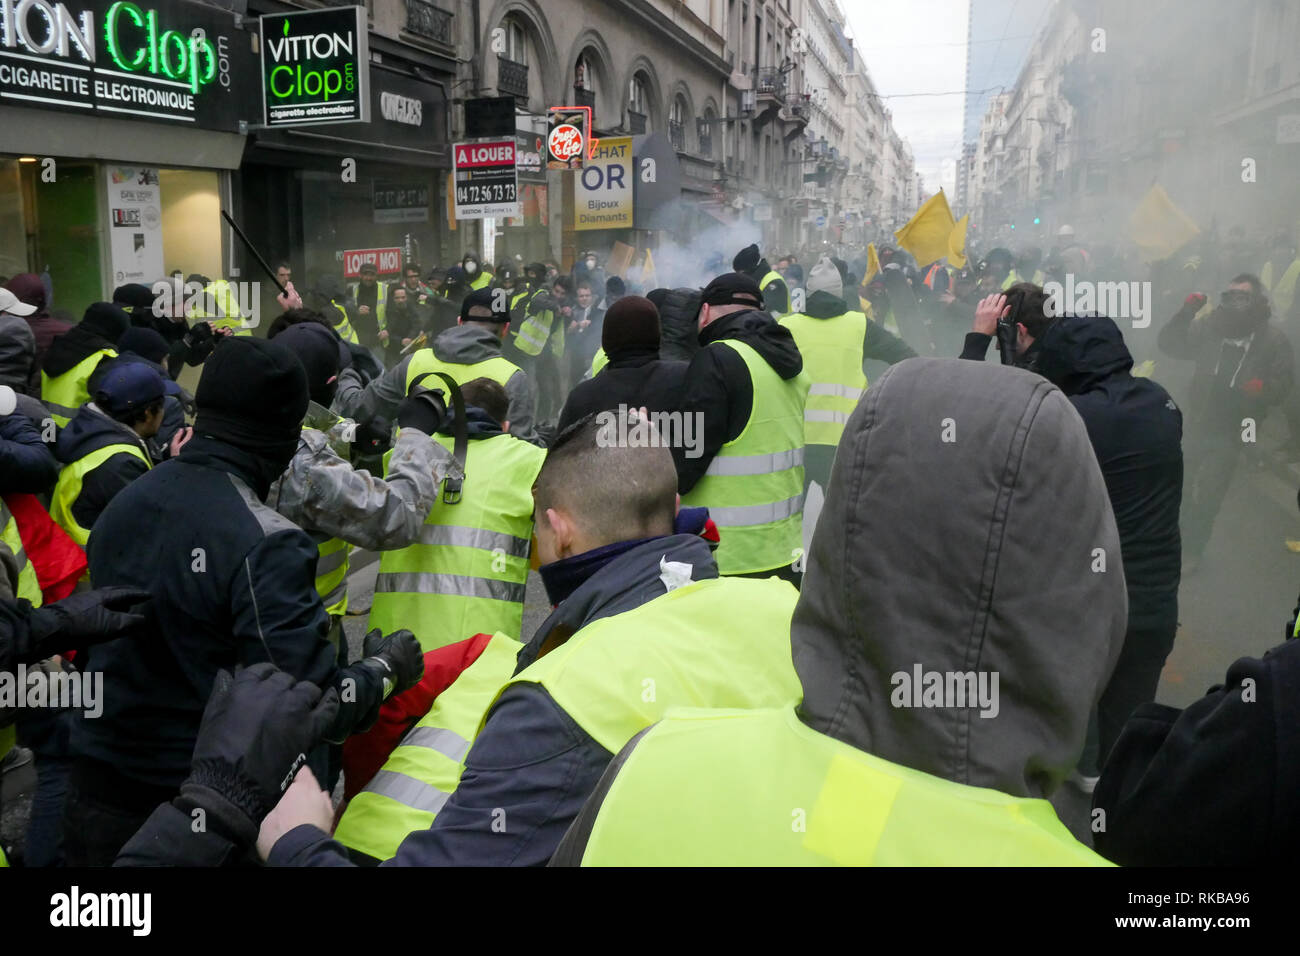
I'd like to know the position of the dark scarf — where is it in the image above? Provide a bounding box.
[539,536,663,607]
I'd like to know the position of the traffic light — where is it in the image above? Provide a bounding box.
[1033,216,1041,225]
[1010,223,1016,230]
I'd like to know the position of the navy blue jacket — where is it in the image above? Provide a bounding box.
[0,411,58,494]
[73,436,386,793]
[1036,315,1183,629]
[53,403,153,536]
[117,533,719,866]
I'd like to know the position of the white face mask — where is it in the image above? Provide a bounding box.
[585,258,596,270]
[465,260,478,273]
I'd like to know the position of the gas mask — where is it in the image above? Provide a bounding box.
[1218,288,1267,337]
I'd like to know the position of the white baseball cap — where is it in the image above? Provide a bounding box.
[0,287,36,316]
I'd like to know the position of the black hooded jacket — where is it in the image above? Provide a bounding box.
[42,310,127,379]
[54,403,153,535]
[673,309,803,492]
[745,260,789,314]
[1036,315,1183,628]
[557,343,689,434]
[653,288,703,362]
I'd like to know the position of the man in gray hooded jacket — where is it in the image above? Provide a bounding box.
[552,357,1130,864]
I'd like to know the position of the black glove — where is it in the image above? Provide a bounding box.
[360,627,423,700]
[353,413,393,458]
[182,320,216,365]
[180,664,339,847]
[23,586,151,662]
[397,374,449,434]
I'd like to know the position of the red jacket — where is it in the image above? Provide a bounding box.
[2,492,86,604]
[340,632,495,802]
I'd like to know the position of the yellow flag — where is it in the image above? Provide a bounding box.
[1129,185,1200,264]
[948,214,969,269]
[894,190,957,267]
[865,243,881,284]
[642,248,657,287]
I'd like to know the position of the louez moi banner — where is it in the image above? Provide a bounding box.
[0,0,253,131]
[260,6,369,127]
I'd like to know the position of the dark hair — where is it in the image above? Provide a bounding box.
[267,307,334,339]
[109,396,165,428]
[1230,273,1266,297]
[459,376,509,426]
[553,277,573,294]
[1003,282,1056,339]
[275,262,291,272]
[405,263,422,275]
[533,411,677,544]
[576,279,593,292]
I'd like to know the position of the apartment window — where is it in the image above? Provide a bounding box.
[574,53,597,111]
[503,18,528,64]
[670,96,688,152]
[628,73,651,133]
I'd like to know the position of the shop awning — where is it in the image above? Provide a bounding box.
[3,107,247,170]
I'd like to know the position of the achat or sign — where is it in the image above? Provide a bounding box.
[0,0,250,130]
[342,247,403,279]
[575,137,632,231]
[453,139,520,219]
[260,6,369,126]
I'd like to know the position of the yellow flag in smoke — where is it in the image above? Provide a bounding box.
[948,214,969,269]
[894,190,957,267]
[1129,184,1200,264]
[865,243,881,284]
[642,248,657,287]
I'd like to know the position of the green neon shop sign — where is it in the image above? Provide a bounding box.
[103,1,217,95]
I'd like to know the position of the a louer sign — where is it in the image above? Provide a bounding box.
[259,6,369,127]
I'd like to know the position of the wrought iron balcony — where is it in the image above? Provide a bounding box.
[497,56,529,100]
[628,110,647,134]
[755,68,786,99]
[669,121,685,152]
[699,134,713,158]
[573,87,595,111]
[404,0,453,46]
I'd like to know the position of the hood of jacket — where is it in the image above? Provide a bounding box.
[792,357,1127,799]
[6,273,47,314]
[42,324,117,378]
[55,402,147,465]
[515,533,719,673]
[700,308,803,380]
[805,289,850,319]
[1036,315,1134,396]
[432,322,506,365]
[437,404,503,440]
[0,313,35,390]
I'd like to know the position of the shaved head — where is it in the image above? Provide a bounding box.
[533,411,677,551]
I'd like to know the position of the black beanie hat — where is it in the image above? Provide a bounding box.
[733,243,761,273]
[80,302,131,343]
[602,295,661,357]
[117,326,170,364]
[113,282,155,310]
[194,337,308,460]
[272,322,341,406]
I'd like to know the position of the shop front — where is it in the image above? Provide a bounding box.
[236,54,453,303]
[0,0,256,315]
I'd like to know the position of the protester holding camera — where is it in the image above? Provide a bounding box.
[1157,275,1294,570]
[62,337,424,866]
[960,285,1057,372]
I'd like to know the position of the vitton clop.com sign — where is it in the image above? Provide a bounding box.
[259,6,369,126]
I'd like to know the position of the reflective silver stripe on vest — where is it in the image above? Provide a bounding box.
[316,547,349,575]
[417,524,531,558]
[363,769,452,815]
[375,572,526,603]
[704,447,805,477]
[517,328,547,350]
[808,383,864,401]
[402,726,471,762]
[321,581,348,609]
[43,399,79,418]
[805,409,851,424]
[708,493,804,527]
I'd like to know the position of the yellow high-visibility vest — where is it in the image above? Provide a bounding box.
[50,441,151,546]
[575,706,1111,866]
[42,349,116,427]
[780,310,868,447]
